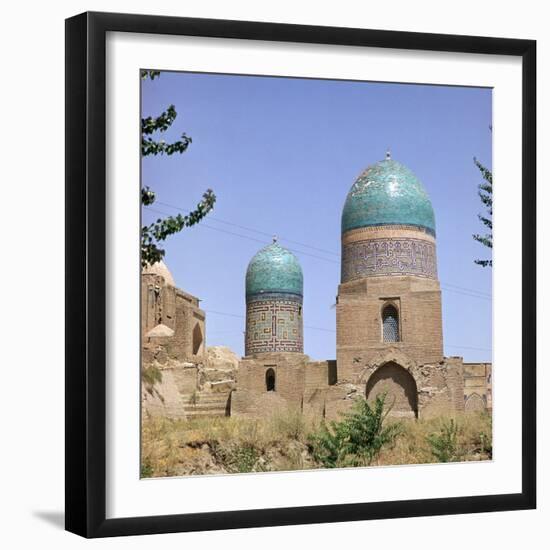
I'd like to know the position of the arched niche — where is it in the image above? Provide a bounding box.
[192,323,203,355]
[465,392,486,412]
[265,368,276,392]
[366,361,418,418]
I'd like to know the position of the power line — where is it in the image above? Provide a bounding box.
[143,206,491,299]
[204,308,335,333]
[441,286,491,301]
[446,344,492,352]
[441,282,491,298]
[203,309,245,320]
[156,200,340,257]
[206,309,489,351]
[144,206,339,264]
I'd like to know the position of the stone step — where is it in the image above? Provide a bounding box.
[182,391,231,418]
[184,409,227,418]
[185,397,228,406]
[184,402,227,411]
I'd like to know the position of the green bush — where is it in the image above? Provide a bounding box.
[214,443,263,473]
[309,394,401,468]
[141,365,162,388]
[426,418,461,462]
[141,461,154,478]
[141,365,164,402]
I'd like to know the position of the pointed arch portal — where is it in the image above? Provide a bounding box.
[366,362,418,418]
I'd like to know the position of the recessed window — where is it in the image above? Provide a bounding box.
[265,368,276,392]
[192,323,203,354]
[382,304,400,342]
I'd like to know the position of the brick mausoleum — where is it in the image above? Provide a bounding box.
[141,152,492,421]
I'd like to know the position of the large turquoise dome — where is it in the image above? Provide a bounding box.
[246,241,303,298]
[342,155,436,235]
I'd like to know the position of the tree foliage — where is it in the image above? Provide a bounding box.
[141,71,216,268]
[309,394,401,468]
[472,156,493,267]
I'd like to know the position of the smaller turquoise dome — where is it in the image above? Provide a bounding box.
[342,156,436,235]
[246,241,303,298]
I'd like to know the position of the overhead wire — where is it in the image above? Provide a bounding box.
[143,204,492,300]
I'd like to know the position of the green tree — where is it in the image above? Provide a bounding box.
[309,394,401,468]
[472,156,492,267]
[140,70,216,268]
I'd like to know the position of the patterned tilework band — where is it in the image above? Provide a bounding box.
[245,293,303,355]
[342,226,437,282]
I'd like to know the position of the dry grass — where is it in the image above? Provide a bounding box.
[141,415,186,477]
[378,411,492,466]
[141,410,492,477]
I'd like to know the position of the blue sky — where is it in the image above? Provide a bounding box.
[141,71,492,362]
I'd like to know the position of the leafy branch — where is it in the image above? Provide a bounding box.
[309,394,401,468]
[141,190,216,267]
[140,69,160,80]
[472,156,493,268]
[141,72,216,268]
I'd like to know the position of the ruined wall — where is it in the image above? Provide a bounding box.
[355,351,464,418]
[142,347,238,421]
[142,362,200,419]
[141,273,177,336]
[301,350,466,421]
[141,271,206,365]
[158,289,206,364]
[464,362,492,412]
[232,348,468,421]
[141,266,487,424]
[231,353,308,417]
[141,270,227,420]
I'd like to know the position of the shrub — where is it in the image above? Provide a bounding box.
[426,418,461,462]
[212,442,263,473]
[141,461,154,478]
[141,365,162,388]
[309,394,401,468]
[228,444,261,473]
[141,365,164,403]
[460,411,492,459]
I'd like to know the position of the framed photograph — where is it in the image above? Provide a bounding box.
[65,11,536,538]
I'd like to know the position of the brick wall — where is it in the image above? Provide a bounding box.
[464,362,492,411]
[336,275,444,381]
[232,353,308,416]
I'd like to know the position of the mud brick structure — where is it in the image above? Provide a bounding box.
[142,152,492,421]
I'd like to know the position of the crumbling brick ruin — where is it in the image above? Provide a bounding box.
[141,153,492,421]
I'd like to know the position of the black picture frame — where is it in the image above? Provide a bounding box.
[65,11,536,538]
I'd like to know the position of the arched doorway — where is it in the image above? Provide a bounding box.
[465,393,485,412]
[192,323,203,355]
[365,362,418,418]
[265,368,276,392]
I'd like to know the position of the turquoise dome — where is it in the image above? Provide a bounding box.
[342,156,436,235]
[246,241,303,298]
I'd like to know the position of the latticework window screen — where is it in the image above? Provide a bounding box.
[382,305,399,342]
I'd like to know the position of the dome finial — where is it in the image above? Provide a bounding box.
[386,148,391,160]
[272,234,278,244]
